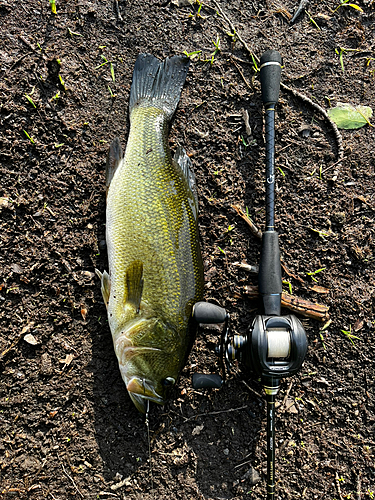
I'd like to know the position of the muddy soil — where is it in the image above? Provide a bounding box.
[1,1,374,499]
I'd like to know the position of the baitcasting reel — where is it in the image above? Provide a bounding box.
[192,50,308,500]
[192,304,307,391]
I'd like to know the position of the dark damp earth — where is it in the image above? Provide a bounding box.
[0,1,374,499]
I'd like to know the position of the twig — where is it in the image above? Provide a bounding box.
[61,463,84,499]
[280,82,344,177]
[231,57,252,89]
[335,472,344,500]
[184,405,249,421]
[281,262,306,285]
[243,285,330,322]
[280,379,294,409]
[232,205,262,239]
[241,379,263,399]
[356,473,361,500]
[114,0,123,21]
[212,0,259,63]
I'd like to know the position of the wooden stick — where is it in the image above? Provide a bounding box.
[232,205,262,239]
[243,285,330,322]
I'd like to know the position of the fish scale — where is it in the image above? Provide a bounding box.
[97,54,203,413]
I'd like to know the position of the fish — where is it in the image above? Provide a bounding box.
[96,53,204,413]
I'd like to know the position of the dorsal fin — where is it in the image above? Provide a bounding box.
[174,146,198,218]
[125,261,144,313]
[106,137,123,192]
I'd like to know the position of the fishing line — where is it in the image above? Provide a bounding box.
[145,400,154,491]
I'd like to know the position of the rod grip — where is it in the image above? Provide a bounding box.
[258,231,282,315]
[260,51,282,106]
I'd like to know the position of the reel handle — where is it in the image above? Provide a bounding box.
[192,301,227,324]
[192,373,222,389]
[260,50,282,107]
[192,302,228,390]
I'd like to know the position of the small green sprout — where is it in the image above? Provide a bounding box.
[110,62,115,82]
[210,35,220,65]
[218,246,226,255]
[278,167,285,177]
[183,50,202,60]
[23,130,35,144]
[196,1,203,17]
[49,0,57,15]
[226,28,237,43]
[51,91,60,100]
[95,54,109,69]
[283,280,293,294]
[25,94,36,108]
[319,332,326,350]
[307,267,326,282]
[108,86,116,98]
[310,227,330,238]
[333,0,363,13]
[241,136,249,148]
[335,47,345,72]
[251,54,259,73]
[68,27,83,37]
[335,46,361,72]
[58,74,66,91]
[340,325,360,345]
[306,11,320,30]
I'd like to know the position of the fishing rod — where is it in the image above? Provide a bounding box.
[192,51,308,499]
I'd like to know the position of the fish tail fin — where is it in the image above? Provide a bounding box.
[129,53,190,119]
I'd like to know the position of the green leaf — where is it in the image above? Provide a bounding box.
[346,3,363,12]
[49,0,57,14]
[327,103,373,129]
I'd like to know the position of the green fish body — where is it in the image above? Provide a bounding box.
[97,54,203,413]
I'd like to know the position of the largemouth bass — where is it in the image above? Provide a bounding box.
[96,54,204,413]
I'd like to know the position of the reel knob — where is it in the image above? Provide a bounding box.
[191,302,229,389]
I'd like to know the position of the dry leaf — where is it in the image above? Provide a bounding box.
[192,424,204,436]
[60,354,74,366]
[81,305,87,321]
[310,285,330,294]
[21,322,35,335]
[353,319,364,332]
[11,263,23,274]
[0,197,10,208]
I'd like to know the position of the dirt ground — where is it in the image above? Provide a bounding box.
[1,1,374,499]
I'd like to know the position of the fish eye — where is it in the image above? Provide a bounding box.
[162,377,175,387]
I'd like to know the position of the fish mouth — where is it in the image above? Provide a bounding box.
[127,376,164,413]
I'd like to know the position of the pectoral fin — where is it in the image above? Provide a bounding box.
[95,269,111,308]
[125,261,144,313]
